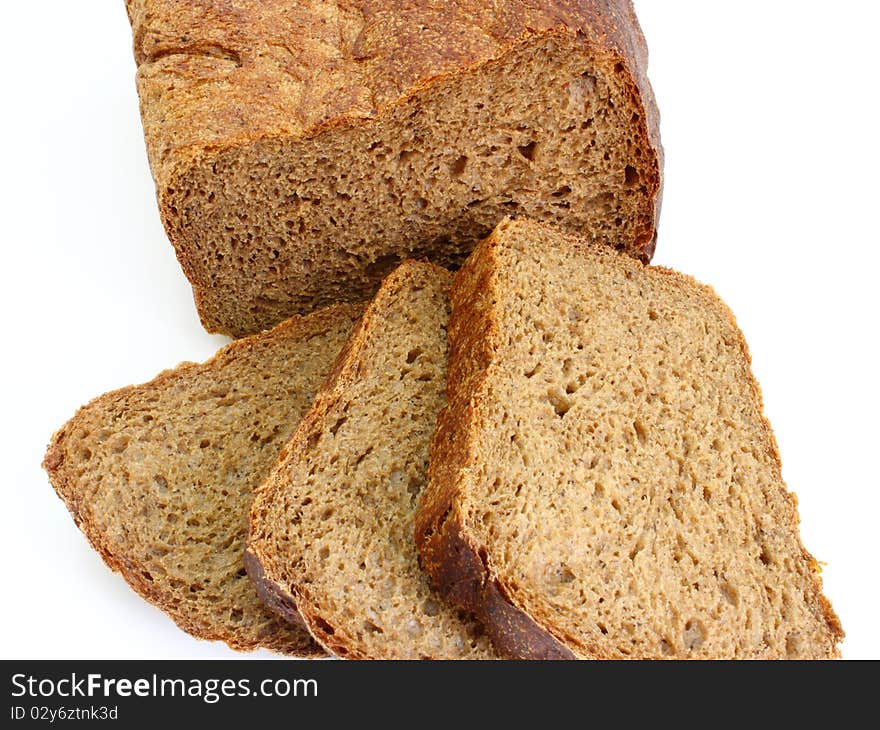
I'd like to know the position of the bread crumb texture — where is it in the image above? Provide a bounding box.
[43,305,362,655]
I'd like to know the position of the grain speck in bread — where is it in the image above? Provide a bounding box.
[247,262,497,659]
[416,217,843,659]
[126,0,662,337]
[43,304,362,655]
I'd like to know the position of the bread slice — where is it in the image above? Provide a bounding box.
[43,304,362,655]
[127,0,662,337]
[416,217,843,659]
[247,262,497,659]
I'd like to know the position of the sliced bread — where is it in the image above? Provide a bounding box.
[415,217,843,659]
[43,304,362,655]
[127,0,662,337]
[247,262,497,659]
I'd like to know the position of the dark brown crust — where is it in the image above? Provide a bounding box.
[42,304,363,657]
[417,468,575,660]
[127,0,662,336]
[414,223,576,659]
[242,549,309,631]
[415,217,843,659]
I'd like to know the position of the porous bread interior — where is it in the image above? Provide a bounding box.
[166,33,658,336]
[43,305,361,655]
[448,220,842,659]
[249,263,496,659]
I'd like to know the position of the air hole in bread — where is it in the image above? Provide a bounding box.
[683,620,706,650]
[407,476,422,499]
[450,155,468,177]
[517,140,538,161]
[633,420,647,445]
[397,150,417,166]
[313,617,335,636]
[558,566,576,584]
[354,447,373,467]
[306,431,320,450]
[720,582,739,607]
[548,388,572,417]
[628,534,647,561]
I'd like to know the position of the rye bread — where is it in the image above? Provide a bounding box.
[415,217,843,659]
[43,304,362,655]
[247,262,497,659]
[126,0,662,337]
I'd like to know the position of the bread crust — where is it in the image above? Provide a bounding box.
[126,1,662,336]
[128,1,660,177]
[414,222,579,659]
[415,218,843,659]
[43,305,362,656]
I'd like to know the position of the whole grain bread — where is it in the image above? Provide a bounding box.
[415,217,843,659]
[126,0,662,337]
[247,262,497,659]
[43,304,362,655]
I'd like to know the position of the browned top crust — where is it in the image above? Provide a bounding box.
[127,0,660,187]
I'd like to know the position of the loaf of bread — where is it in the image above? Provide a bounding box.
[126,0,662,337]
[247,262,497,659]
[43,304,362,655]
[415,217,843,659]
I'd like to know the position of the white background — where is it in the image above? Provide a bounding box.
[2,2,877,659]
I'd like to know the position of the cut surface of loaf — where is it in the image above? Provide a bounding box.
[247,262,497,659]
[416,218,843,659]
[43,304,362,655]
[126,0,662,337]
